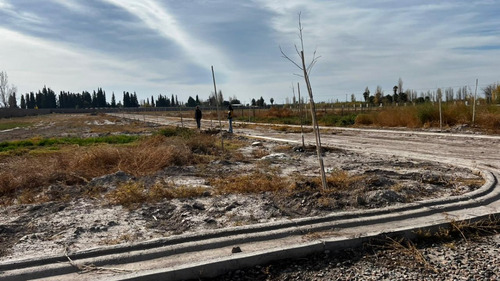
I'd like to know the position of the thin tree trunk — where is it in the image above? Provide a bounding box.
[297,82,305,148]
[300,51,327,190]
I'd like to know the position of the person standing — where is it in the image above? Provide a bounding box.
[195,106,202,129]
[227,105,234,133]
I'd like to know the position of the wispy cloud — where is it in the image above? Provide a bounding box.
[48,0,92,14]
[101,0,234,74]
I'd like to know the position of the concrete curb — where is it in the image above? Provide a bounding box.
[0,170,498,281]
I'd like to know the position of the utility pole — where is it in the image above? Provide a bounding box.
[211,66,223,152]
[472,79,478,125]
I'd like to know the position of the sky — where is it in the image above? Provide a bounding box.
[1,0,499,105]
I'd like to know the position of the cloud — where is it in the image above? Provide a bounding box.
[101,0,234,74]
[48,0,92,14]
[0,27,185,96]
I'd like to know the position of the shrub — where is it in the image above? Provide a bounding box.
[355,114,374,125]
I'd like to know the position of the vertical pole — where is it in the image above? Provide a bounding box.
[211,66,223,152]
[178,106,183,128]
[297,82,305,148]
[472,78,478,125]
[439,92,442,132]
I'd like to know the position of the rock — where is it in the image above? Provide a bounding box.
[204,218,216,224]
[232,246,242,253]
[251,141,263,147]
[89,171,133,189]
[225,201,240,211]
[364,190,405,206]
[293,146,304,152]
[192,202,205,210]
[260,153,288,160]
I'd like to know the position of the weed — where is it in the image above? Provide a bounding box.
[157,127,195,138]
[0,122,30,131]
[106,182,147,208]
[385,236,437,273]
[0,135,139,153]
[211,171,289,195]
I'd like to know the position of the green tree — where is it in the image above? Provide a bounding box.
[363,87,370,102]
[8,92,17,108]
[374,86,383,105]
[20,94,26,109]
[186,96,197,107]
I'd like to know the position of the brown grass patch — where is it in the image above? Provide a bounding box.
[107,182,208,208]
[211,171,289,194]
[0,132,219,205]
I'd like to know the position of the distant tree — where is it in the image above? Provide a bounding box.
[217,91,223,106]
[363,87,370,102]
[392,86,399,103]
[151,95,155,107]
[208,92,217,106]
[383,94,393,104]
[368,95,375,104]
[374,86,383,105]
[251,98,256,106]
[20,94,26,109]
[195,95,200,105]
[256,96,265,107]
[483,84,496,103]
[28,92,35,109]
[92,91,98,107]
[123,92,130,107]
[132,92,139,107]
[270,97,274,105]
[398,78,403,94]
[350,94,356,103]
[0,71,17,108]
[186,96,197,107]
[111,93,116,107]
[8,92,17,108]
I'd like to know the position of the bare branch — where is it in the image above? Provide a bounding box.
[279,45,303,70]
[298,12,304,53]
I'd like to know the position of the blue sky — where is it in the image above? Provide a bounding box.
[0,0,499,104]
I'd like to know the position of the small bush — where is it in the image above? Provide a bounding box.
[157,127,195,138]
[355,114,374,125]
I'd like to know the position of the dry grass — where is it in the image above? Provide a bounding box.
[106,182,209,208]
[210,171,289,195]
[0,130,220,205]
[355,103,500,131]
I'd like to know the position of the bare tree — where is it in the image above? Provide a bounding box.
[280,13,327,190]
[0,71,17,108]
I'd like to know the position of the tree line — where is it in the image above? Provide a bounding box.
[356,78,500,106]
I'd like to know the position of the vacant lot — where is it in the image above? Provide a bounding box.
[0,113,486,262]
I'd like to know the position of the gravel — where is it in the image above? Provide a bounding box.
[204,233,500,281]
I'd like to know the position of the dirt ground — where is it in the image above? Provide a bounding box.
[0,113,487,262]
